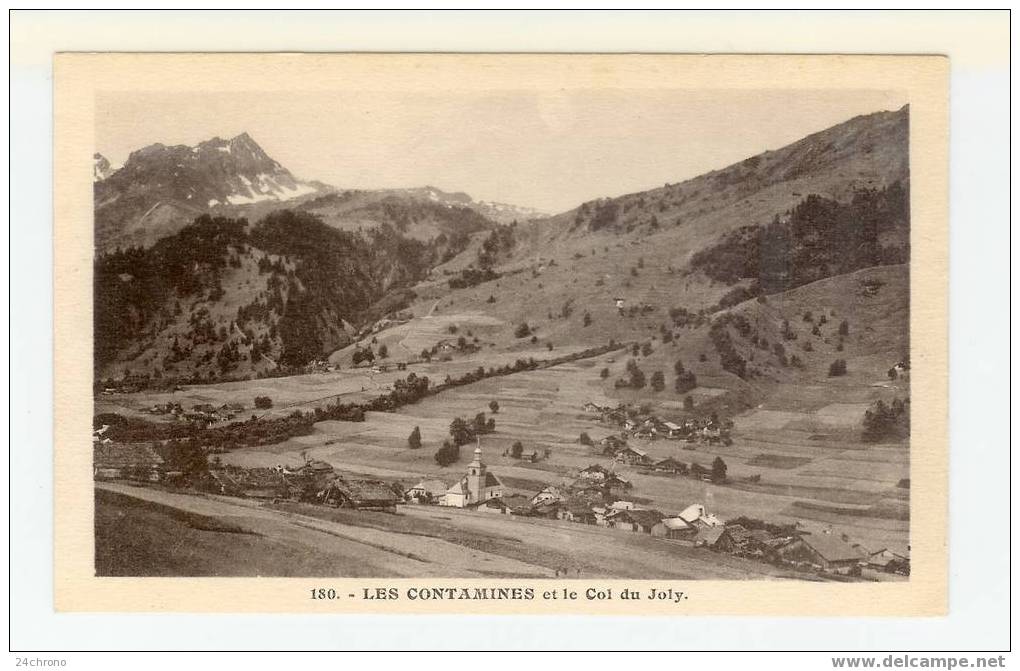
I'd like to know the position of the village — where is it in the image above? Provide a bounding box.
[93,395,911,580]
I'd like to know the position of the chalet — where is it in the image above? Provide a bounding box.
[300,460,335,476]
[651,517,696,540]
[229,467,294,500]
[610,509,665,534]
[609,500,635,511]
[614,445,650,466]
[443,446,503,508]
[868,548,911,574]
[777,533,866,573]
[713,525,754,553]
[614,297,625,309]
[322,479,400,512]
[579,464,609,482]
[405,478,448,504]
[601,408,628,425]
[530,486,564,506]
[592,506,612,526]
[603,474,632,491]
[678,503,723,528]
[700,425,723,442]
[520,450,541,463]
[93,443,164,482]
[693,525,726,548]
[652,457,688,474]
[661,421,685,438]
[599,435,626,455]
[473,494,529,515]
[582,401,605,414]
[529,501,561,519]
[556,501,597,525]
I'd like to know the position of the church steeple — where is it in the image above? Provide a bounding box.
[468,439,485,476]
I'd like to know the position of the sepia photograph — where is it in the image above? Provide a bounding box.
[10,7,1010,657]
[89,77,916,582]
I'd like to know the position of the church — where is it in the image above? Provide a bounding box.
[443,444,503,508]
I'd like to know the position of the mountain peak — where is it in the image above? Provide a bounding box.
[94,132,326,251]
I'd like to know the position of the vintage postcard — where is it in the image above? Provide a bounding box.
[54,53,948,615]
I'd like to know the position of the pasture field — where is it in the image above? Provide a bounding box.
[211,351,908,555]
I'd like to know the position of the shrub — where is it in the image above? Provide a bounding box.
[449,417,473,445]
[650,371,665,392]
[489,400,500,414]
[378,344,388,358]
[711,456,728,483]
[434,440,460,466]
[514,323,531,338]
[838,319,850,337]
[579,432,593,446]
[407,425,422,449]
[675,369,697,394]
[641,342,653,357]
[254,396,273,409]
[828,359,847,377]
[862,398,910,442]
[600,367,610,379]
[583,311,592,327]
[625,359,646,389]
[510,441,524,458]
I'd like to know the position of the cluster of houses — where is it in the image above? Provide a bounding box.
[400,449,908,577]
[590,436,720,483]
[711,523,911,576]
[145,401,246,423]
[582,401,733,445]
[92,440,909,578]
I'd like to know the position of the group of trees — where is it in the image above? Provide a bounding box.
[448,266,500,290]
[861,397,910,443]
[615,359,647,389]
[351,347,376,366]
[449,412,496,446]
[674,360,698,394]
[434,441,461,466]
[709,315,750,379]
[690,182,909,292]
[434,411,497,465]
[476,224,516,269]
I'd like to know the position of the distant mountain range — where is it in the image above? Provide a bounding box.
[94,134,546,253]
[382,186,547,224]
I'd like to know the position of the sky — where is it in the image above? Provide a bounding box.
[96,88,908,214]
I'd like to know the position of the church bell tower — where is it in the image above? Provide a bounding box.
[466,439,487,503]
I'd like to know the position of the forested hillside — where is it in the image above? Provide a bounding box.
[94,211,453,382]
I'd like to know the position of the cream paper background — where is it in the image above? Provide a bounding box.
[54,53,948,616]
